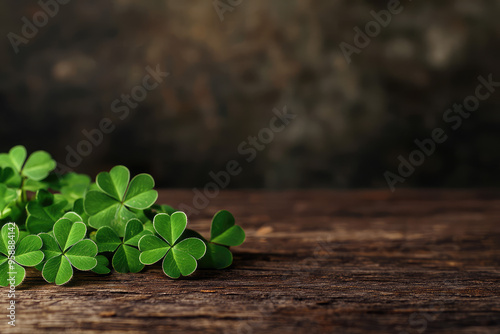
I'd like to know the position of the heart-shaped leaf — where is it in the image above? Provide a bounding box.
[0,167,19,188]
[123,218,151,247]
[62,211,85,223]
[0,167,14,183]
[123,174,157,209]
[39,233,63,262]
[154,212,187,246]
[138,234,169,265]
[42,255,73,285]
[83,191,122,230]
[113,244,144,273]
[65,239,98,271]
[92,255,111,274]
[14,234,44,267]
[53,217,87,252]
[210,210,245,246]
[96,165,130,201]
[198,242,233,269]
[0,184,17,219]
[22,151,57,181]
[0,259,25,287]
[161,237,206,278]
[0,146,27,173]
[163,248,195,278]
[174,237,206,259]
[0,223,18,257]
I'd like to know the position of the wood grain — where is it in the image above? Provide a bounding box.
[1,190,499,333]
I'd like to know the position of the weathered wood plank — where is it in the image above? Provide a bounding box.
[1,190,499,333]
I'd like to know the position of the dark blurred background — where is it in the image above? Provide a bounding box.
[1,0,499,189]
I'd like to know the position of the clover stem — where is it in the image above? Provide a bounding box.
[14,177,27,211]
[21,177,27,202]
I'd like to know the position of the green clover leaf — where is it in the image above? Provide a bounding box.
[0,167,19,189]
[186,210,245,269]
[210,210,246,246]
[40,214,97,285]
[180,229,233,270]
[0,145,56,182]
[84,166,158,237]
[0,146,25,188]
[0,184,17,220]
[92,255,111,275]
[0,167,14,182]
[200,242,234,269]
[26,190,68,234]
[0,223,44,287]
[138,212,206,279]
[0,146,247,286]
[95,218,152,273]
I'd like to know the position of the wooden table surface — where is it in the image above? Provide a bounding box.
[1,190,500,333]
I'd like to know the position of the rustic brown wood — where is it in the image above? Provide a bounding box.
[1,190,500,333]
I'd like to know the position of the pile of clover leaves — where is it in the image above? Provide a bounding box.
[0,146,245,286]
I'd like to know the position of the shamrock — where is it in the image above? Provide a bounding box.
[84,165,158,236]
[39,213,97,285]
[0,145,56,183]
[138,212,206,279]
[26,190,68,234]
[95,218,152,273]
[193,210,245,269]
[0,223,44,287]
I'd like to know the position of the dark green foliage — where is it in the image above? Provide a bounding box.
[0,146,245,286]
